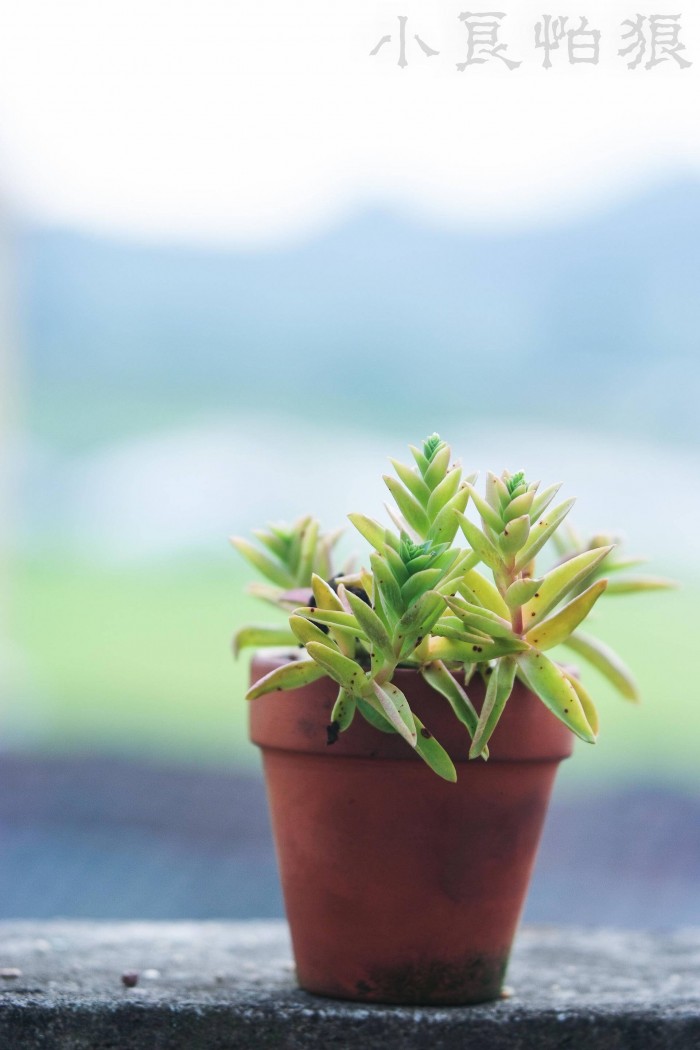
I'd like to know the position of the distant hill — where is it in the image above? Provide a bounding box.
[19,180,700,447]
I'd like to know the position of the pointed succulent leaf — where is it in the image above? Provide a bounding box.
[499,514,531,555]
[246,658,328,700]
[529,483,562,522]
[401,567,443,606]
[372,681,417,746]
[342,588,393,659]
[423,445,451,490]
[413,715,457,782]
[306,642,367,694]
[427,468,462,520]
[330,687,356,733]
[421,660,480,738]
[396,589,446,638]
[383,476,430,537]
[562,671,599,737]
[445,596,515,640]
[605,575,677,595]
[252,528,289,563]
[469,656,517,758]
[514,498,576,572]
[389,459,431,505]
[230,537,294,589]
[562,630,639,701]
[348,513,387,552]
[232,625,297,657]
[458,570,511,618]
[505,577,543,610]
[409,443,430,474]
[523,546,613,627]
[311,573,345,612]
[456,513,501,572]
[504,490,536,522]
[517,649,596,742]
[296,518,319,584]
[370,553,404,621]
[486,471,509,511]
[289,614,340,650]
[524,579,608,651]
[465,484,503,533]
[296,607,359,631]
[428,636,527,664]
[427,486,470,544]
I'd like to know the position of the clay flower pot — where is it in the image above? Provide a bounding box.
[250,651,573,1006]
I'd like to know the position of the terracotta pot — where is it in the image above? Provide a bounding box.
[249,652,573,1005]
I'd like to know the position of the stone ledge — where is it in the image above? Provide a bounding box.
[1,921,699,1049]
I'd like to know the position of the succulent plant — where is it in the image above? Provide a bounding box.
[235,435,672,781]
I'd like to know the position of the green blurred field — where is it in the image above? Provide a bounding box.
[8,556,695,789]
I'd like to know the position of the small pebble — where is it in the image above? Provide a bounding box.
[0,968,22,980]
[142,968,160,980]
[121,971,139,988]
[500,985,514,1000]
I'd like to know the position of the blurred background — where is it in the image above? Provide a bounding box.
[0,0,698,925]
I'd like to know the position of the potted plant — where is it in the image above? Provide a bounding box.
[232,434,672,1006]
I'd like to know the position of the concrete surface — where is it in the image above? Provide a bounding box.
[1,921,700,1048]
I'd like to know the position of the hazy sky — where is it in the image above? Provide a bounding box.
[0,1,697,242]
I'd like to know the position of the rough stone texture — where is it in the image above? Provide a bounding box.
[1,922,699,1049]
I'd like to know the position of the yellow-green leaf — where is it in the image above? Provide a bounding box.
[562,630,639,701]
[517,649,596,742]
[523,546,613,627]
[306,642,367,694]
[525,579,608,650]
[246,659,327,700]
[413,715,457,782]
[469,656,517,758]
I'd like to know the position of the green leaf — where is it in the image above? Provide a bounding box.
[516,649,596,742]
[523,546,613,627]
[230,537,294,589]
[232,625,298,657]
[499,514,531,556]
[445,596,516,640]
[409,443,430,474]
[357,697,396,733]
[456,513,501,572]
[342,589,393,660]
[372,680,417,746]
[529,482,562,522]
[252,528,289,563]
[428,636,527,664]
[413,715,457,782]
[295,607,359,631]
[246,658,327,700]
[605,575,677,595]
[504,577,543,610]
[427,486,470,545]
[514,498,576,573]
[503,490,536,522]
[524,579,608,651]
[371,553,404,621]
[289,614,340,649]
[311,573,345,612]
[306,642,367,694]
[561,630,639,701]
[348,513,388,551]
[561,671,599,737]
[384,476,431,536]
[296,518,319,585]
[423,445,451,490]
[486,471,509,511]
[426,469,462,520]
[465,484,503,533]
[401,568,443,605]
[421,660,481,739]
[395,590,446,657]
[457,570,511,618]
[330,687,356,732]
[390,459,431,505]
[469,656,517,758]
